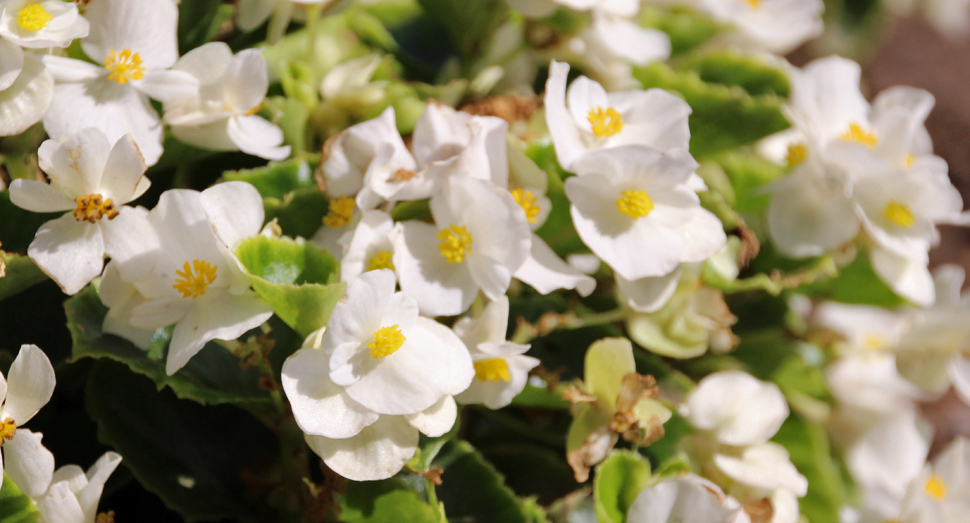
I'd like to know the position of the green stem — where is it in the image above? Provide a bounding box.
[267,1,294,45]
[305,3,323,63]
[572,308,627,328]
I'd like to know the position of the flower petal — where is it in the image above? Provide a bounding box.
[8,179,75,212]
[404,395,457,437]
[514,234,596,297]
[28,213,105,295]
[4,428,55,498]
[226,115,290,160]
[306,415,418,482]
[0,53,51,137]
[99,134,147,204]
[81,0,178,69]
[3,344,55,425]
[199,181,265,249]
[0,38,23,92]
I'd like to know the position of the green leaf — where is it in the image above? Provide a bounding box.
[592,450,652,523]
[0,253,47,302]
[341,478,440,523]
[86,361,277,522]
[223,158,319,200]
[416,0,510,58]
[797,249,907,308]
[235,236,345,338]
[433,440,532,523]
[509,384,570,410]
[266,188,331,240]
[773,415,847,523]
[0,473,40,523]
[714,151,787,215]
[633,62,790,159]
[178,0,235,52]
[679,50,790,98]
[639,6,721,56]
[0,192,58,254]
[66,286,270,406]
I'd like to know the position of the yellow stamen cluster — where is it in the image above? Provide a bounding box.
[787,144,808,167]
[390,168,417,182]
[173,260,218,299]
[616,189,654,219]
[367,250,395,272]
[0,418,16,446]
[437,225,473,264]
[95,511,116,523]
[368,325,405,359]
[587,107,624,138]
[74,194,119,223]
[474,358,511,382]
[104,49,145,84]
[925,474,947,501]
[863,335,885,351]
[841,122,879,148]
[884,201,915,229]
[511,188,541,223]
[744,0,760,8]
[905,154,916,169]
[323,195,355,228]
[17,4,52,31]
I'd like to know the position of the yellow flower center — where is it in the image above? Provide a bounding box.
[323,195,355,229]
[743,0,760,7]
[863,335,885,351]
[511,188,541,223]
[17,4,51,31]
[367,250,395,272]
[390,168,417,182]
[587,107,624,138]
[104,49,145,84]
[0,418,16,446]
[73,194,119,223]
[437,225,473,264]
[474,358,511,382]
[841,122,879,148]
[173,260,218,299]
[884,200,915,229]
[905,154,916,169]
[925,474,947,501]
[616,189,654,219]
[368,325,405,359]
[787,144,808,167]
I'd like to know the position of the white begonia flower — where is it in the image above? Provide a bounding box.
[695,0,824,54]
[0,0,88,48]
[714,442,809,497]
[565,146,726,281]
[102,183,274,375]
[321,269,474,415]
[0,345,56,498]
[544,60,692,172]
[9,128,152,295]
[159,42,290,161]
[396,176,532,317]
[685,371,788,446]
[0,42,52,137]
[626,475,746,523]
[319,54,387,110]
[896,436,970,523]
[453,296,540,409]
[34,451,122,523]
[339,210,400,283]
[42,0,182,167]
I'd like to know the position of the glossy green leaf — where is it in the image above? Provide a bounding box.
[235,236,345,338]
[0,192,58,254]
[714,150,788,215]
[592,450,652,523]
[178,0,234,52]
[797,249,907,308]
[265,188,331,240]
[223,158,319,200]
[509,384,570,410]
[86,361,277,522]
[0,473,40,523]
[434,440,531,523]
[66,286,269,406]
[634,62,790,159]
[773,415,847,523]
[639,6,721,56]
[0,253,47,302]
[341,478,440,523]
[679,50,790,98]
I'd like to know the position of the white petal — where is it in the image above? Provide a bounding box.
[767,167,860,258]
[281,348,379,439]
[3,344,55,424]
[226,115,290,160]
[4,428,54,498]
[404,395,457,437]
[686,370,788,446]
[199,181,265,249]
[138,69,199,105]
[173,42,233,84]
[395,221,479,317]
[28,214,105,295]
[626,476,740,523]
[236,0,276,32]
[306,415,418,482]
[100,206,160,283]
[617,268,681,313]
[870,247,935,306]
[81,0,178,69]
[39,127,112,197]
[456,354,539,410]
[40,55,101,82]
[714,443,808,496]
[544,60,587,171]
[224,49,268,114]
[0,1,89,49]
[166,290,273,375]
[37,481,86,523]
[584,14,670,66]
[321,269,396,358]
[100,134,147,204]
[0,38,23,92]
[514,234,596,296]
[0,53,51,137]
[78,451,122,522]
[8,179,75,212]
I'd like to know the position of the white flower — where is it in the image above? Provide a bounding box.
[42,0,181,166]
[319,54,387,110]
[9,128,151,295]
[897,436,970,523]
[34,452,122,523]
[0,345,56,498]
[0,0,88,48]
[453,296,540,409]
[411,102,510,189]
[395,176,531,317]
[319,269,474,415]
[339,210,400,283]
[685,370,788,446]
[565,146,726,281]
[714,442,808,497]
[100,183,274,375]
[159,42,290,161]
[0,41,52,137]
[544,60,692,172]
[695,0,824,54]
[626,475,746,523]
